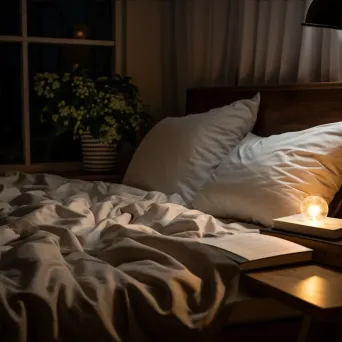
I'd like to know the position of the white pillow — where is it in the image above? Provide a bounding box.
[192,122,342,227]
[123,94,260,201]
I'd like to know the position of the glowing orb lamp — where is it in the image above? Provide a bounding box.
[300,196,329,222]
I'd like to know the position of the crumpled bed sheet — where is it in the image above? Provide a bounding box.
[0,173,259,342]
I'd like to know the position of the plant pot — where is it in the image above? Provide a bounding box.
[80,134,118,173]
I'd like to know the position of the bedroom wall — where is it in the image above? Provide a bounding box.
[115,0,163,118]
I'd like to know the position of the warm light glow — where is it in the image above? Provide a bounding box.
[300,196,329,222]
[295,275,328,301]
[307,204,321,219]
[75,31,85,39]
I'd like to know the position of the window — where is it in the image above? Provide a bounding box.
[0,0,115,171]
[0,43,23,164]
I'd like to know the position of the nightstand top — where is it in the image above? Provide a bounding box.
[245,264,342,318]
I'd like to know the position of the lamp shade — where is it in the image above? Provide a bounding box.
[302,0,342,30]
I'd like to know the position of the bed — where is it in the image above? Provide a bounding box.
[1,83,342,342]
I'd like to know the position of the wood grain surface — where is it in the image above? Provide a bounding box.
[245,264,342,318]
[186,82,342,137]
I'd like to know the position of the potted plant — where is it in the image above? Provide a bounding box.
[34,65,151,173]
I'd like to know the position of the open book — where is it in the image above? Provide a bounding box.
[199,233,312,271]
[273,214,342,240]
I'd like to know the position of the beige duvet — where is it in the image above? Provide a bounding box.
[0,173,258,342]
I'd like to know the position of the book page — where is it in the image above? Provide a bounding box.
[199,233,311,261]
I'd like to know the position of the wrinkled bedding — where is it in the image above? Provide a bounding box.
[0,173,259,342]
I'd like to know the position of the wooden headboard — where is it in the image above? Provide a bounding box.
[186,82,342,136]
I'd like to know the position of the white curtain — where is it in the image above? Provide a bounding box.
[161,0,342,115]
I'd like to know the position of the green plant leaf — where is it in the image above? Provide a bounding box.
[74,121,80,134]
[55,126,69,136]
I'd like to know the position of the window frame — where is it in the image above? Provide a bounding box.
[0,0,116,172]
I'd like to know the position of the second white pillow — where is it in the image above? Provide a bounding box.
[193,122,342,227]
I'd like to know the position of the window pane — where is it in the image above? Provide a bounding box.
[0,43,23,164]
[28,0,113,40]
[29,44,113,163]
[0,1,21,35]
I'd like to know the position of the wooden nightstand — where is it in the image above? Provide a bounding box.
[244,264,342,342]
[262,229,342,269]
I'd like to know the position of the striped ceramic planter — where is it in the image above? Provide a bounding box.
[80,134,118,173]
